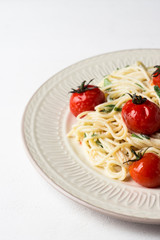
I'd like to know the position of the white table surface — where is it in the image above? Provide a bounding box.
[1,0,160,239]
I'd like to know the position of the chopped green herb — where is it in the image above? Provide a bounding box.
[140,134,150,140]
[154,85,160,98]
[132,133,150,140]
[100,109,112,113]
[107,104,115,107]
[104,78,111,86]
[100,104,115,113]
[91,133,97,137]
[106,87,112,91]
[125,65,130,68]
[114,107,122,112]
[95,139,103,148]
[116,67,120,70]
[131,133,143,139]
[135,83,144,89]
[84,133,87,138]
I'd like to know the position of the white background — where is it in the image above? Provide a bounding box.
[1,0,160,239]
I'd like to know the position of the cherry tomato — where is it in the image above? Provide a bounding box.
[152,65,160,88]
[153,75,160,88]
[129,153,160,188]
[122,94,160,135]
[69,80,105,117]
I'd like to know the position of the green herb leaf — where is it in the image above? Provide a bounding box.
[91,133,97,137]
[125,65,130,68]
[131,133,143,139]
[107,104,115,107]
[95,139,103,148]
[100,104,115,113]
[116,67,119,70]
[106,87,112,91]
[135,83,144,89]
[100,109,112,113]
[154,85,160,98]
[84,133,87,138]
[140,134,150,140]
[104,78,111,86]
[131,133,150,140]
[114,107,122,112]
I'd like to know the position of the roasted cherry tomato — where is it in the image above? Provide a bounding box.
[152,65,160,88]
[122,94,160,135]
[129,152,160,188]
[69,80,105,117]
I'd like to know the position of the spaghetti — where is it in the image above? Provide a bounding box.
[68,62,160,181]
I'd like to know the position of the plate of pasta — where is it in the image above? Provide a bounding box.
[23,49,160,224]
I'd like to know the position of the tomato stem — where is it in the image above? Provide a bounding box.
[69,79,98,94]
[123,147,150,164]
[127,93,147,105]
[152,65,160,77]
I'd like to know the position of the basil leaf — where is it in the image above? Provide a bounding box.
[131,133,150,140]
[135,83,144,89]
[106,88,112,91]
[91,133,97,137]
[131,133,143,139]
[140,134,150,140]
[107,104,115,107]
[114,107,122,112]
[100,109,113,113]
[104,78,111,86]
[100,104,115,113]
[95,139,103,148]
[154,85,160,98]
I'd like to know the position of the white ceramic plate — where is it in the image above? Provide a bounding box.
[22,49,160,224]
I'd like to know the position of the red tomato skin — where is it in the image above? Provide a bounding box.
[153,74,160,88]
[122,99,160,135]
[129,153,160,188]
[70,85,105,117]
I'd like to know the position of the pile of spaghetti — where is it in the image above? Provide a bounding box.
[68,62,160,181]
